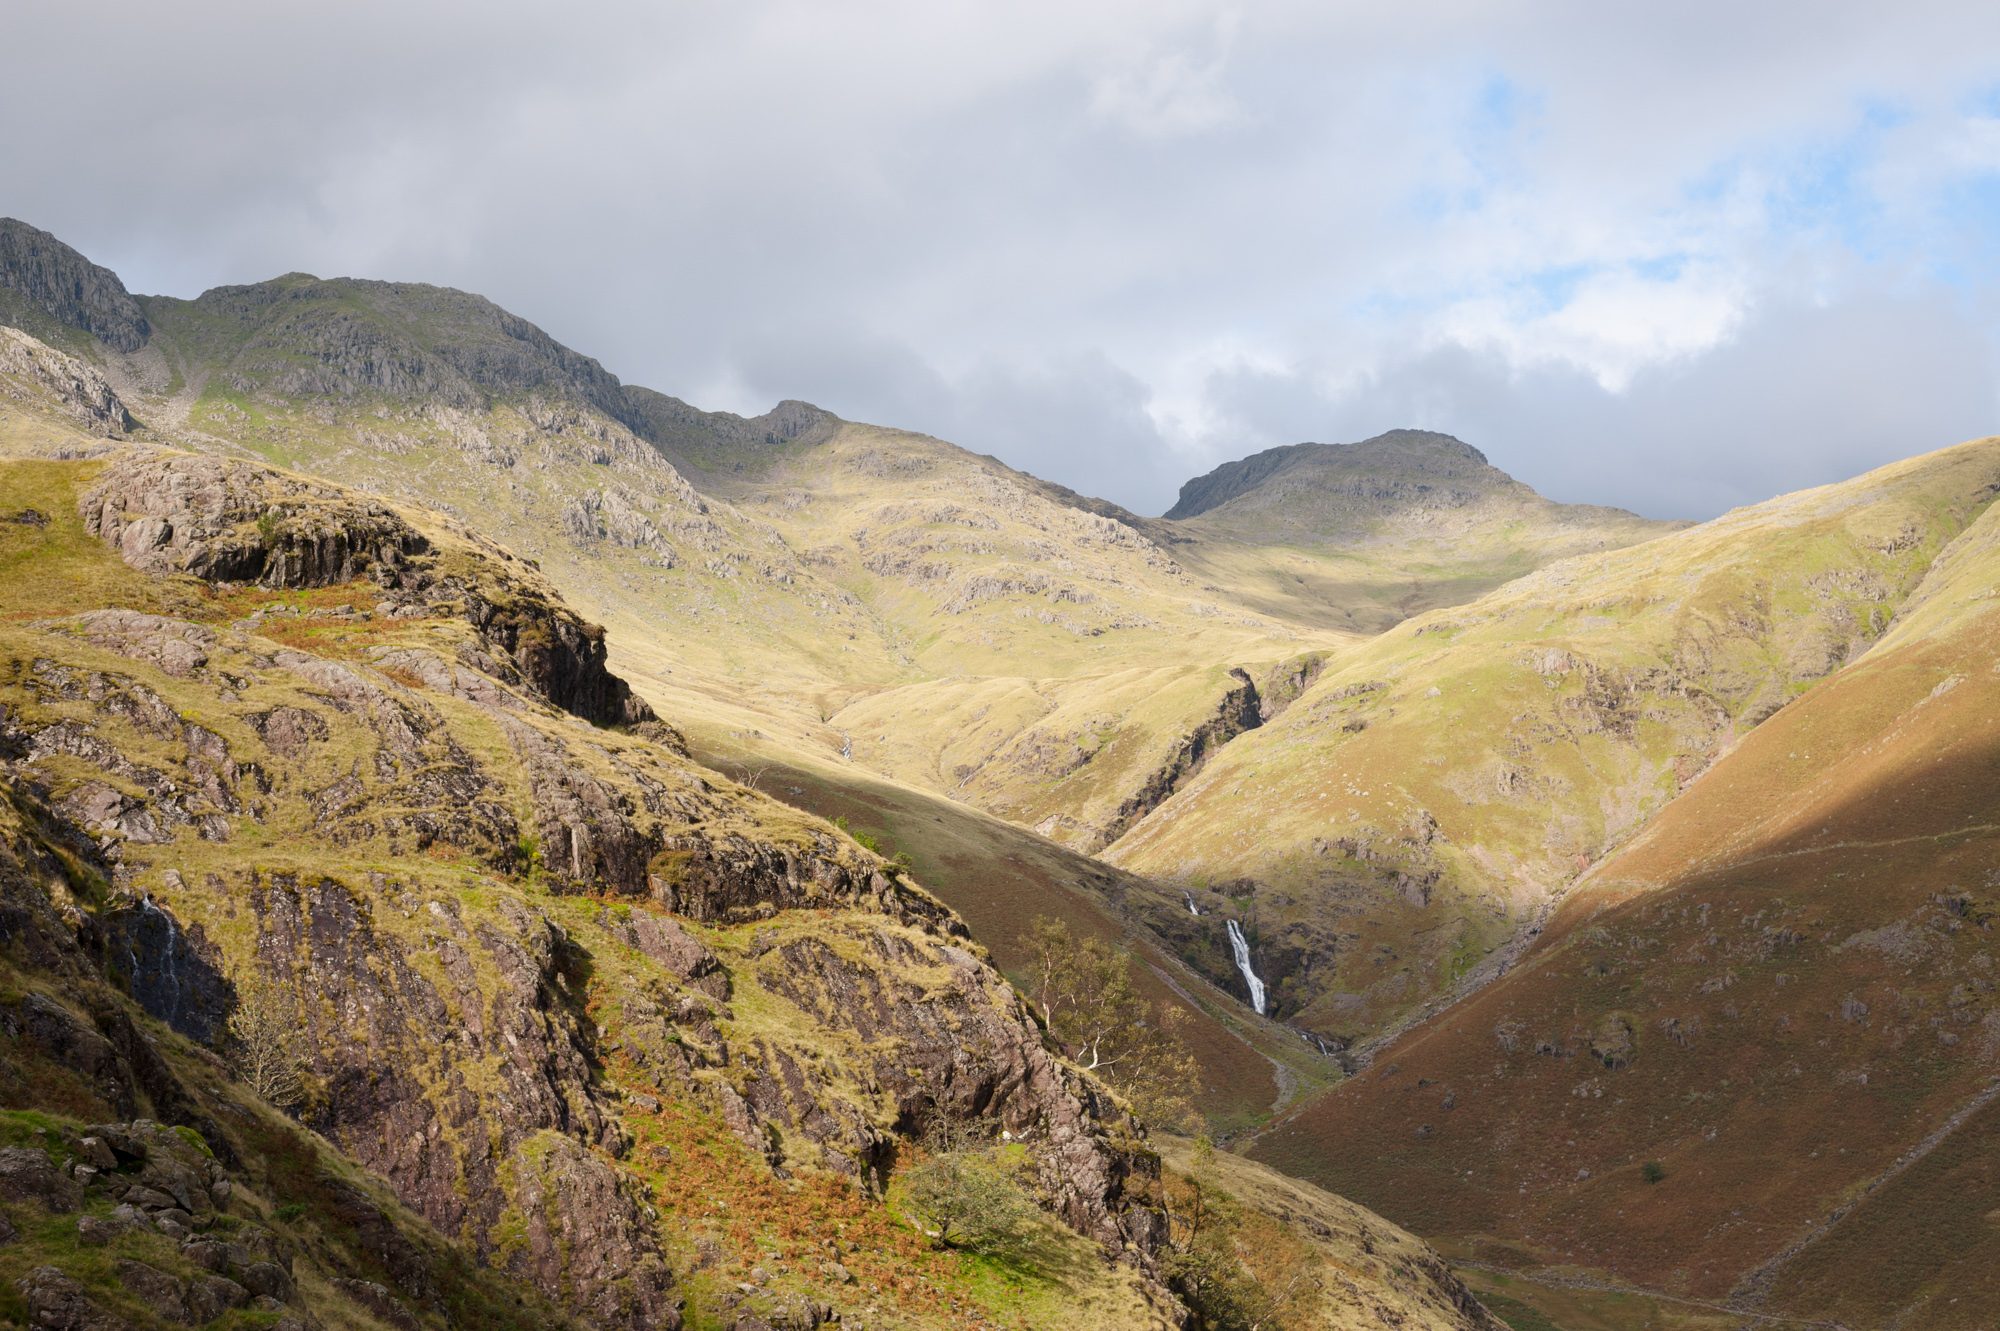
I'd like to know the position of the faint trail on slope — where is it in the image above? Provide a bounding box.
[1728,1075,2000,1310]
[1454,1261,1854,1331]
[1136,953,1304,1122]
[1687,821,2000,880]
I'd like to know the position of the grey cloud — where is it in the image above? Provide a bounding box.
[1208,288,2000,519]
[731,329,1183,513]
[2,2,1998,519]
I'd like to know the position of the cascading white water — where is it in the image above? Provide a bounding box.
[140,895,179,1025]
[1184,892,1201,917]
[1225,919,1266,1015]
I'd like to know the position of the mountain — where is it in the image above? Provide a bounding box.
[22,213,2000,1329]
[1107,436,2000,1042]
[0,220,1351,1130]
[0,221,1675,1013]
[1166,429,1538,522]
[1161,430,1683,634]
[0,218,150,353]
[1249,467,2000,1328]
[0,264,1501,1328]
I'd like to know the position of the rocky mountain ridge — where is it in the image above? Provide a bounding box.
[0,334,1502,1331]
[0,219,150,354]
[22,215,2000,1329]
[1165,430,1501,521]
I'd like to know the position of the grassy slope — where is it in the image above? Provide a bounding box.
[1244,485,2000,1327]
[0,432,1168,1328]
[0,369,1496,1330]
[679,723,1338,1137]
[121,285,1352,861]
[36,270,1686,1046]
[112,274,1677,876]
[135,283,912,711]
[706,420,1351,852]
[1154,1135,1505,1331]
[1108,436,2000,1041]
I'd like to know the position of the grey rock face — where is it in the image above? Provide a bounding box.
[0,218,151,352]
[1164,429,1499,521]
[80,450,429,589]
[0,327,137,434]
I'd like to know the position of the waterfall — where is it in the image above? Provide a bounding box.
[1184,892,1201,917]
[140,894,180,1026]
[1225,918,1266,1016]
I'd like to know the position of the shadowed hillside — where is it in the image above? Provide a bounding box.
[1248,480,2000,1328]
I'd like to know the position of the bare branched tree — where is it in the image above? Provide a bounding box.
[1025,915,1203,1130]
[227,968,306,1113]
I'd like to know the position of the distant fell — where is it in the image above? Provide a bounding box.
[1167,429,1497,520]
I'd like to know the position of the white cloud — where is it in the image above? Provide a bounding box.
[1,1,1997,516]
[1089,13,1244,138]
[1424,265,1748,392]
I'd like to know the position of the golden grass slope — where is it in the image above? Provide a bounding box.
[0,445,1170,1329]
[0,361,1499,1329]
[1155,1136,1505,1331]
[2,241,1686,890]
[1108,436,2000,1040]
[679,723,1342,1137]
[1246,474,2000,1329]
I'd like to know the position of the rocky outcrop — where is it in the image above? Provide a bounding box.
[80,450,429,588]
[0,327,136,435]
[759,928,1161,1250]
[2,479,1177,1324]
[160,274,642,428]
[0,218,151,352]
[246,873,679,1328]
[78,449,653,727]
[620,388,839,477]
[0,794,577,1331]
[1256,651,1328,721]
[1165,430,1497,520]
[1097,667,1263,850]
[649,832,954,929]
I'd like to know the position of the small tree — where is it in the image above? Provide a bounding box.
[228,968,306,1113]
[1025,916,1204,1130]
[1161,1138,1323,1331]
[898,1121,1042,1259]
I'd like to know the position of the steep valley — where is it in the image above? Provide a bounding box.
[6,214,2000,1331]
[0,225,1503,1331]
[1252,473,2000,1328]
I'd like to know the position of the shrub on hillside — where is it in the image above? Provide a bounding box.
[898,1123,1043,1261]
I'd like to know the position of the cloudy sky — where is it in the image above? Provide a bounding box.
[6,3,1999,518]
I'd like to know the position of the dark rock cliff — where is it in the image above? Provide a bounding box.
[0,218,151,353]
[0,783,583,1331]
[1096,667,1264,851]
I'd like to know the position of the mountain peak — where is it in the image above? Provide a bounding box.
[0,217,150,352]
[1164,428,1505,521]
[1351,427,1488,465]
